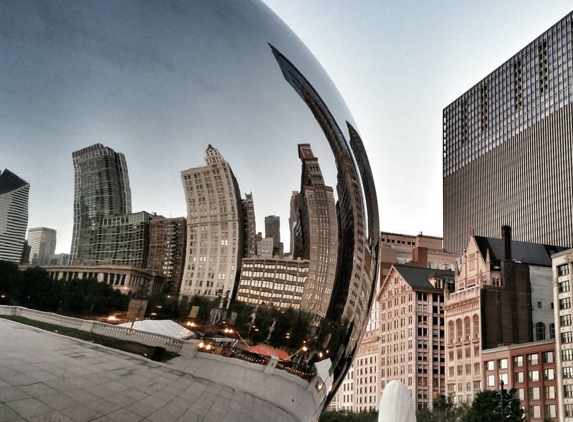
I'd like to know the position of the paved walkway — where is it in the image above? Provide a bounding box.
[0,319,305,422]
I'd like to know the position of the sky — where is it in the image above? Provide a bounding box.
[2,1,572,254]
[262,0,573,238]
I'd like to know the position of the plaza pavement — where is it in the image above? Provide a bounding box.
[0,318,314,422]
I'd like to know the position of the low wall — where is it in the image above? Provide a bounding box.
[0,305,184,352]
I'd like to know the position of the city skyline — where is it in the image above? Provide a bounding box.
[2,2,571,254]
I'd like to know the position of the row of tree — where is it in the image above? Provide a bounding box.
[0,261,128,316]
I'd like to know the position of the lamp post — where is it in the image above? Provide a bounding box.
[498,379,518,421]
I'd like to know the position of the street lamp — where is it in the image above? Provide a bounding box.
[498,379,518,421]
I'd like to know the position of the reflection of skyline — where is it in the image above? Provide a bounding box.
[270,43,378,396]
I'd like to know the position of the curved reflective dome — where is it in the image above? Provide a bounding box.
[1,1,379,420]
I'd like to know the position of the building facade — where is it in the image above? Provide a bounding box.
[379,265,452,410]
[180,145,244,301]
[481,340,558,422]
[44,264,164,295]
[27,227,57,266]
[444,227,563,404]
[242,193,257,258]
[553,249,573,422]
[0,169,30,263]
[71,144,131,264]
[290,144,338,319]
[443,12,573,253]
[236,257,308,309]
[264,215,281,255]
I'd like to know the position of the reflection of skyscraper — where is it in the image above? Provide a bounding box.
[147,216,187,295]
[0,169,30,263]
[180,145,244,301]
[98,211,151,267]
[27,227,57,266]
[71,144,131,264]
[264,215,280,255]
[291,144,338,318]
[242,193,257,258]
[271,44,379,394]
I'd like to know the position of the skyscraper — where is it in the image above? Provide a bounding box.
[27,227,57,266]
[264,215,280,255]
[180,145,244,301]
[291,144,338,318]
[443,12,573,253]
[71,144,131,264]
[147,216,187,294]
[242,193,257,258]
[0,169,30,263]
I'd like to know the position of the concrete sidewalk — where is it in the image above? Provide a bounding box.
[0,319,300,422]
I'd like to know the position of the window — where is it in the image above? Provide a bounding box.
[543,351,554,364]
[500,373,508,385]
[561,297,571,309]
[535,322,546,341]
[498,358,508,369]
[545,385,556,399]
[546,405,556,419]
[558,264,570,276]
[563,349,573,362]
[529,406,541,419]
[528,354,539,365]
[544,368,555,380]
[564,367,573,379]
[565,384,573,398]
[562,331,573,344]
[486,361,495,371]
[550,323,555,339]
[486,375,495,387]
[514,355,524,367]
[537,301,542,309]
[529,387,540,400]
[529,370,539,381]
[514,372,524,384]
[561,314,572,326]
[566,404,573,418]
[559,279,571,292]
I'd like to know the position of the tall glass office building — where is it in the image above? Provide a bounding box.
[70,144,132,264]
[444,12,573,253]
[0,169,29,263]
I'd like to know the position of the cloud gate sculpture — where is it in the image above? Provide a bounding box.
[1,1,379,420]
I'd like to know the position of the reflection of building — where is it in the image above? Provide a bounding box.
[291,144,338,319]
[257,237,274,258]
[71,144,131,264]
[379,265,452,410]
[444,227,563,404]
[443,12,573,253]
[44,264,164,295]
[27,227,57,266]
[147,216,187,295]
[553,249,573,422]
[481,340,558,422]
[236,257,308,309]
[47,253,70,266]
[0,169,30,263]
[97,211,151,267]
[180,145,244,300]
[265,215,281,255]
[271,44,379,398]
[242,193,257,258]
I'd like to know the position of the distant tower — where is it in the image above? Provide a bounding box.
[0,169,30,263]
[291,144,338,318]
[242,193,257,258]
[27,227,57,266]
[264,215,280,255]
[147,216,187,294]
[70,144,131,264]
[180,145,244,301]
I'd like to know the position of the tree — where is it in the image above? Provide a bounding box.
[464,389,523,422]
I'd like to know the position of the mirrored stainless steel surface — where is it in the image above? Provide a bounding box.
[1,1,379,419]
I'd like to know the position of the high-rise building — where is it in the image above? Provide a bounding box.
[291,144,338,319]
[0,169,30,263]
[443,12,573,253]
[242,193,257,258]
[98,211,151,267]
[553,249,573,422]
[27,227,57,266]
[264,215,280,254]
[180,145,244,301]
[147,216,187,295]
[71,144,131,264]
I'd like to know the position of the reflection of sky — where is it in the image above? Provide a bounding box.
[263,0,572,239]
[1,0,358,253]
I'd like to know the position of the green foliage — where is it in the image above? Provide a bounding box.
[463,390,523,422]
[319,410,377,422]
